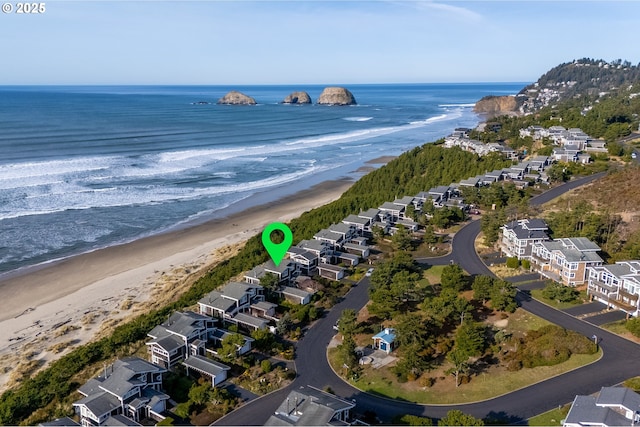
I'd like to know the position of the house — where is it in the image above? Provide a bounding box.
[245,260,297,286]
[458,176,481,187]
[485,169,505,182]
[73,357,169,426]
[313,229,345,249]
[287,247,318,276]
[393,196,417,214]
[250,301,278,319]
[328,223,358,242]
[146,311,216,368]
[182,355,230,387]
[265,385,356,426]
[335,251,360,266]
[531,237,604,286]
[358,208,384,225]
[198,282,265,319]
[529,155,551,171]
[280,286,313,305]
[500,218,550,260]
[564,386,640,427]
[341,242,370,258]
[428,186,452,205]
[317,263,346,281]
[372,328,397,354]
[587,260,640,317]
[342,214,371,234]
[378,201,404,222]
[230,312,269,331]
[297,239,332,261]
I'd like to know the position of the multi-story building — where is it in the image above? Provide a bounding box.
[587,260,640,317]
[500,218,550,259]
[531,237,603,286]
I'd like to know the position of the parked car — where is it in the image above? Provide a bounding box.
[365,267,375,277]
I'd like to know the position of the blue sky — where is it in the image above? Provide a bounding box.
[3,1,640,85]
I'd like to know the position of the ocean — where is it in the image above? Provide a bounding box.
[0,83,524,276]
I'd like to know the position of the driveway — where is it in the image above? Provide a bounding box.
[583,310,628,326]
[563,302,607,317]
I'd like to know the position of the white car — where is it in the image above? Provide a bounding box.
[365,268,374,277]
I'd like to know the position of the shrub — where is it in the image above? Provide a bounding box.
[626,318,640,337]
[521,259,531,270]
[260,359,272,374]
[506,257,520,269]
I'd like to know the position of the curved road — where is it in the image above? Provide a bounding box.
[216,173,638,425]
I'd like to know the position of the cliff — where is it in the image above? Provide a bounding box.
[217,91,257,105]
[317,87,357,105]
[282,91,312,104]
[474,95,518,116]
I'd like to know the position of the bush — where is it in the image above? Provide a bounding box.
[506,257,520,269]
[157,417,175,426]
[260,359,272,374]
[626,318,640,337]
[541,282,579,303]
[521,259,531,270]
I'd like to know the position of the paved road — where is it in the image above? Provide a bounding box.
[216,172,633,425]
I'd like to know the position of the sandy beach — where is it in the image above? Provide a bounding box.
[0,178,354,392]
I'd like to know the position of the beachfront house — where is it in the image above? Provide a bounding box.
[378,201,404,222]
[145,311,216,368]
[500,218,550,260]
[279,286,313,305]
[587,260,640,318]
[372,328,397,354]
[286,247,319,276]
[198,281,265,319]
[244,260,297,286]
[297,239,332,262]
[313,229,345,249]
[342,214,372,235]
[73,357,169,426]
[531,237,604,286]
[265,385,356,426]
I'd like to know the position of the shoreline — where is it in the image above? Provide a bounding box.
[0,177,355,392]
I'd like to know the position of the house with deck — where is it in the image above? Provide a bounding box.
[146,311,216,368]
[265,385,356,426]
[198,282,265,319]
[342,214,371,235]
[317,263,346,281]
[378,201,405,222]
[587,260,640,317]
[531,237,604,286]
[313,229,345,249]
[73,357,169,426]
[182,356,230,387]
[286,247,319,276]
[245,260,297,286]
[500,218,550,260]
[297,239,332,262]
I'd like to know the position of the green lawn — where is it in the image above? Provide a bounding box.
[528,404,571,426]
[530,289,586,310]
[422,265,445,285]
[503,308,552,337]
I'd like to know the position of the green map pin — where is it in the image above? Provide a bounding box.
[262,222,293,266]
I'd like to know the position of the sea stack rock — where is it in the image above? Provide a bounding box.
[473,95,518,116]
[317,87,357,105]
[282,91,312,104]
[217,91,257,105]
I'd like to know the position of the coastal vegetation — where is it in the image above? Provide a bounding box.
[0,145,512,425]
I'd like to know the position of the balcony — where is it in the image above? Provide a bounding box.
[589,278,618,294]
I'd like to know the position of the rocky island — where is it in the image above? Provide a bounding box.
[317,87,357,105]
[217,91,257,105]
[282,91,312,104]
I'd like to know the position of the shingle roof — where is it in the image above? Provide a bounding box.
[74,392,121,418]
[268,385,356,426]
[342,214,370,226]
[233,312,269,329]
[182,355,230,378]
[358,208,380,219]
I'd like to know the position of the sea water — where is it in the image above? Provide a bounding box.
[0,83,525,275]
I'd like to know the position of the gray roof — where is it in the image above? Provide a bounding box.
[393,196,415,206]
[159,311,210,338]
[182,355,230,377]
[269,385,356,426]
[597,386,640,411]
[233,312,269,329]
[337,252,360,262]
[297,239,330,253]
[561,237,601,252]
[358,208,380,220]
[147,334,184,353]
[565,394,632,427]
[251,301,278,311]
[314,229,344,243]
[103,415,142,426]
[39,417,80,426]
[198,291,236,312]
[459,177,480,186]
[342,242,369,252]
[428,185,451,195]
[74,392,121,418]
[221,281,262,300]
[329,223,355,235]
[318,263,345,273]
[379,202,404,211]
[342,214,370,226]
[281,286,312,299]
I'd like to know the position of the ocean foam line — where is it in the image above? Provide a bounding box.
[438,103,476,107]
[343,117,373,122]
[0,164,333,221]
